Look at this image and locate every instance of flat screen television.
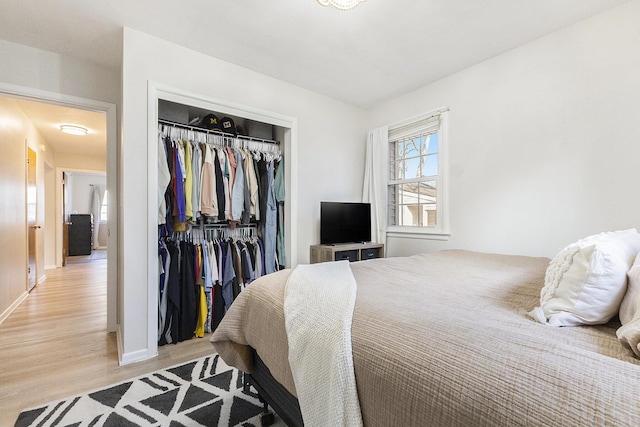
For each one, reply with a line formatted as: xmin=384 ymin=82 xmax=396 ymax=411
xmin=320 ymin=202 xmax=371 ymax=245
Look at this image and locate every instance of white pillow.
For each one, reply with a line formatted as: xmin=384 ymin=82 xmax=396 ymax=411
xmin=529 ymin=229 xmax=640 ymax=326
xmin=617 ymin=252 xmax=640 ymax=357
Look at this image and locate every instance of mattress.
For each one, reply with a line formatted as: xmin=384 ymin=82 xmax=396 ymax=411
xmin=211 ymin=250 xmax=640 ymax=426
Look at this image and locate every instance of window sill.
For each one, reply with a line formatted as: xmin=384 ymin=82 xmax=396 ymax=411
xmin=387 ymin=227 xmax=451 ymax=241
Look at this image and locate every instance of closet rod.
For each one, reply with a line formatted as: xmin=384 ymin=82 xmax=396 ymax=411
xmin=158 ymin=119 xmax=278 ymax=145
xmin=200 ymin=223 xmax=258 ymax=229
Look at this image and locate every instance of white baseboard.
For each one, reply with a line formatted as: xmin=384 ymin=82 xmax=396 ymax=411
xmin=38 ymin=274 xmax=47 ymax=285
xmin=0 ymin=291 xmax=29 ymax=325
xmin=45 ymin=264 xmax=57 ymax=270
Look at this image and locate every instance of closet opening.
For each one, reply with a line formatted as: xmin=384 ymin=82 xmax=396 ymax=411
xmin=147 ymin=88 xmax=297 ymax=355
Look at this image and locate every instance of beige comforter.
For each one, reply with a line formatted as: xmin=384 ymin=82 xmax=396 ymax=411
xmin=211 ymin=250 xmax=640 ymax=426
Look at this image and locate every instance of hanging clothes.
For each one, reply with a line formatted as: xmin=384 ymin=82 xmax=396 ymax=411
xmin=157 ymin=120 xmax=283 ymax=346
xmin=172 ymin=141 xmax=187 ymax=231
xmin=211 ymin=241 xmax=225 ymax=331
xmin=219 ymin=147 xmax=232 ymax=221
xmin=200 ymin=145 xmax=217 ymax=218
xmin=274 ymin=159 xmax=286 ymax=268
xmin=194 ymin=244 xmax=207 ymax=338
xmin=159 ymin=240 xmax=181 ymax=346
xmin=247 ymin=152 xmax=260 ymax=221
xmin=264 ymin=161 xmax=277 ymax=274
xmin=191 ymin=142 xmax=202 ymax=222
xmin=241 ymin=151 xmax=252 ymax=224
xmin=158 ymin=134 xmax=171 ymax=225
xmin=213 ymin=148 xmax=226 ymax=222
xmin=221 ymin=241 xmax=236 ymax=312
xmin=231 ymin=150 xmax=245 ymax=223
xmin=158 ymin=238 xmax=171 ymax=342
xmin=257 ymin=159 xmax=268 ymax=227
xmin=162 ymin=137 xmax=175 ymax=236
xmin=178 ymin=240 xmax=197 ymax=342
xmin=184 ymin=140 xmax=193 ymax=221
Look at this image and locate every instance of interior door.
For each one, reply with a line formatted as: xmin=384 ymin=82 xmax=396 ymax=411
xmin=27 ymin=147 xmax=38 ymax=291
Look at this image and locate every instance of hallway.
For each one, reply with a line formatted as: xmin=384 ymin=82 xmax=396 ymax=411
xmin=0 ymin=259 xmax=214 ymax=425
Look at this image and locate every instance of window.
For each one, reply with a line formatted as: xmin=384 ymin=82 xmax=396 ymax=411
xmin=387 ymin=110 xmax=448 ymax=238
xmin=100 ymin=190 xmax=108 ymax=221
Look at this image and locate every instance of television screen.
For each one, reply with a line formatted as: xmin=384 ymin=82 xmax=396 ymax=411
xmin=320 ymin=202 xmax=371 ymax=245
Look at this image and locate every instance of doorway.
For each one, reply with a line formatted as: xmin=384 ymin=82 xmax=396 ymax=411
xmin=63 ymin=171 xmax=108 ymax=263
xmin=0 ymin=86 xmax=117 ymax=334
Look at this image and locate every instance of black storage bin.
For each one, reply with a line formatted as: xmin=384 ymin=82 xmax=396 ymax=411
xmin=361 ymin=247 xmax=380 ymax=260
xmin=68 ymin=214 xmax=92 ymax=256
xmin=335 ymin=250 xmax=358 ymax=262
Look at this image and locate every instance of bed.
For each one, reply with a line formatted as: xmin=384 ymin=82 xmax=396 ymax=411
xmin=211 ymin=250 xmax=640 ymax=426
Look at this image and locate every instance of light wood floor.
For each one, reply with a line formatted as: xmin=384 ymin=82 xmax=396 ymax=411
xmin=0 ymin=257 xmax=215 ymax=425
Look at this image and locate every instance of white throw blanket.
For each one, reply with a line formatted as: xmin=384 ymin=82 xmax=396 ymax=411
xmin=283 ymin=261 xmax=363 ymax=427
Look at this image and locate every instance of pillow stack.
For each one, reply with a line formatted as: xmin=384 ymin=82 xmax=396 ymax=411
xmin=529 ymin=229 xmax=640 ymax=327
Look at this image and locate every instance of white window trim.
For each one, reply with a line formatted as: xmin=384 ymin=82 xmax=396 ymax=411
xmin=387 ymin=108 xmax=450 ymax=240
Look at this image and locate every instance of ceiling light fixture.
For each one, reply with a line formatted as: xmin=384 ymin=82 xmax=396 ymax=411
xmin=317 ymin=0 xmax=366 ymax=11
xmin=60 ymin=124 xmax=88 ymax=136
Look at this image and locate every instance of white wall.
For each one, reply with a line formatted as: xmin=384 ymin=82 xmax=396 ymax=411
xmin=121 ymin=28 xmax=367 ymax=362
xmin=56 ymin=153 xmax=107 ymax=231
xmin=67 ymin=172 xmax=106 ymax=217
xmin=56 ymin=152 xmax=107 ymax=172
xmin=0 ymin=97 xmax=54 ymax=320
xmin=369 ymin=1 xmax=640 ymax=259
xmin=0 ymin=39 xmax=120 ymax=105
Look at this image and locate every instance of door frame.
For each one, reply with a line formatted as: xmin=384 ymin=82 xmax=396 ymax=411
xmin=26 ymin=146 xmax=38 ymax=291
xmin=0 ymin=81 xmax=118 ymax=334
xmin=56 ymin=168 xmax=107 ymax=261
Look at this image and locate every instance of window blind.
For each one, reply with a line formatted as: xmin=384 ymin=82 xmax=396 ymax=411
xmin=388 ymin=112 xmax=442 ymax=142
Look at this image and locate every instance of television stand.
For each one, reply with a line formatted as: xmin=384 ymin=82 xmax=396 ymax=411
xmin=310 ymin=242 xmax=384 ymax=264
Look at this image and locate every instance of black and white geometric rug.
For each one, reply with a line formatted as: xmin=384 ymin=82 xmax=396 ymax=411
xmin=15 ymin=354 xmax=266 ymax=427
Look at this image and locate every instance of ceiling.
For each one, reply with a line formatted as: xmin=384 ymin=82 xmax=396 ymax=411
xmin=13 ymin=98 xmax=106 ymax=157
xmin=0 ymin=0 xmax=630 ymax=109
xmin=0 ymin=1 xmax=630 ymax=158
